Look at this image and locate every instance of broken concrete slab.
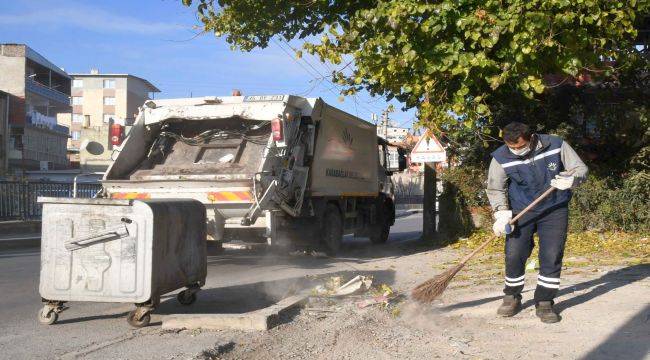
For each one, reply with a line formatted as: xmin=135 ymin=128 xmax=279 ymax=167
xmin=161 ymin=294 xmax=308 ymax=331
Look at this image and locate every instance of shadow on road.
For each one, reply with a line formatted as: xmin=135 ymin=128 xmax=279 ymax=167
xmin=526 ymin=263 xmax=649 ymax=312
xmin=439 ymin=290 xmax=534 ymax=312
xmin=578 ymin=303 xmax=650 ymax=360
xmin=56 ymin=311 xmax=130 ymax=325
xmin=206 ymin=221 xmax=427 ymax=270
xmin=155 ymin=269 xmax=395 ymax=316
xmin=438 ymin=264 xmax=649 ymax=313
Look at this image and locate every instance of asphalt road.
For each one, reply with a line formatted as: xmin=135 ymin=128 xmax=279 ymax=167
xmin=0 ymin=213 xmax=423 ymax=359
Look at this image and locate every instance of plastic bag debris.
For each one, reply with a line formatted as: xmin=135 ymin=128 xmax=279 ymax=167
xmin=335 ymin=275 xmax=373 ymax=296
xmin=219 ymin=154 xmax=235 ymax=163
xmin=289 ymin=250 xmax=329 ymax=258
xmin=355 ymin=284 xmax=396 ymax=309
xmin=311 ymin=275 xmax=372 ymax=297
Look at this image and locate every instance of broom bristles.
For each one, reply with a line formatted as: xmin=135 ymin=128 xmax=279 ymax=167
xmin=411 ymin=187 xmax=555 ymax=303
xmin=411 ymin=262 xmax=465 ymax=303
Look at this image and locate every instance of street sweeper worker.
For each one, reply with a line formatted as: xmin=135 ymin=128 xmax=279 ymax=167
xmin=486 ymin=122 xmax=588 ymax=323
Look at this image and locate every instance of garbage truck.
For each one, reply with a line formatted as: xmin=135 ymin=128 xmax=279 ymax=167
xmin=100 ymin=95 xmax=406 ymax=254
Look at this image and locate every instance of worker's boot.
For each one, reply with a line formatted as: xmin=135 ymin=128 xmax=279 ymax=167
xmin=535 ymin=301 xmax=561 ymax=323
xmin=497 ymin=294 xmax=522 ymax=317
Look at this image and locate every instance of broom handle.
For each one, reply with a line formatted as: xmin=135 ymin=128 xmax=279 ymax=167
xmin=458 ymin=183 xmax=563 ymax=266
xmin=508 ymin=168 xmax=576 ymax=224
xmin=509 ymin=186 xmax=557 ymax=224
xmin=458 ymin=234 xmax=499 ymax=265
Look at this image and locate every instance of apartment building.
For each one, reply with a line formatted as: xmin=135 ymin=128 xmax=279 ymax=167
xmin=0 ymin=44 xmax=71 ymax=173
xmin=57 ymin=69 xmax=159 ymax=171
xmin=376 ymin=118 xmax=410 ymax=144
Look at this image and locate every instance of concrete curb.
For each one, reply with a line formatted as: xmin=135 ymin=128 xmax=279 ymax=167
xmin=395 ymin=209 xmax=422 ymax=219
xmin=0 ymin=235 xmax=41 ymax=251
xmin=0 ymin=220 xmax=41 ymax=235
xmin=161 ymin=294 xmax=308 ymax=331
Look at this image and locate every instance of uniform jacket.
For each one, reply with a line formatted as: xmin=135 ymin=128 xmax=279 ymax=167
xmin=486 ymin=134 xmax=588 ymax=214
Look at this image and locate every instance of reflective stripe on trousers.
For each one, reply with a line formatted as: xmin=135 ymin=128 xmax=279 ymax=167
xmin=503 ymin=205 xmax=568 ymax=302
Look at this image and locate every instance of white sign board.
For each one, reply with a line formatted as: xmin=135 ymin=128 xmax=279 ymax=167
xmin=410 ymin=130 xmax=446 ymax=163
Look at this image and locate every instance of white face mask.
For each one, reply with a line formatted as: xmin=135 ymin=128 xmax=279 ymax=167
xmin=509 ymin=146 xmax=530 ymax=156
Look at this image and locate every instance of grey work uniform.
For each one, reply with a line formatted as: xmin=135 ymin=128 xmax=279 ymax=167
xmin=486 ymin=134 xmax=588 ymax=302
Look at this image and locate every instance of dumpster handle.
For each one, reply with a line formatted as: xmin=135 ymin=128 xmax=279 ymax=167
xmin=65 ymin=220 xmax=131 ymax=251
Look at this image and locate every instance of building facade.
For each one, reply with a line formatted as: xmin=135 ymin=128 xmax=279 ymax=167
xmin=0 ymin=90 xmax=8 ymax=175
xmin=376 ymin=118 xmax=410 ymax=144
xmin=0 ymin=44 xmax=71 ymax=173
xmin=57 ymin=70 xmax=159 ymax=171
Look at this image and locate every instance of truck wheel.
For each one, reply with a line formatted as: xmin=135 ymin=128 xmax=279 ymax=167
xmin=369 ymin=222 xmax=390 ymax=244
xmin=370 ymin=202 xmax=391 ymax=244
xmin=322 ymin=204 xmax=343 ymax=255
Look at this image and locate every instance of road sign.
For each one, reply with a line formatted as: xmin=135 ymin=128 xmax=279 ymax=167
xmin=410 ymin=130 xmax=446 ymax=163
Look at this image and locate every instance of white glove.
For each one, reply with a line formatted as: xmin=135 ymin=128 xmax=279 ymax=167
xmin=550 ymin=171 xmax=575 ymax=190
xmin=493 ymin=210 xmax=513 ymax=236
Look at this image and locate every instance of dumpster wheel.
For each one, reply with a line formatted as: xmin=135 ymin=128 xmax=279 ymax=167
xmin=127 ymin=308 xmax=151 ymax=328
xmin=37 ymin=307 xmax=58 ymax=325
xmin=38 ymin=300 xmax=65 ymax=325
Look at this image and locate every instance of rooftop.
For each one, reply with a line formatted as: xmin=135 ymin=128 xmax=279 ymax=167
xmin=0 ymin=44 xmax=70 ymax=79
xmin=70 ymin=72 xmax=160 ymax=92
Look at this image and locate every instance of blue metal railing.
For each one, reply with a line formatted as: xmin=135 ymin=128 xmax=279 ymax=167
xmin=0 ymin=181 xmax=102 ymax=221
xmin=25 ymin=78 xmax=71 ymax=105
xmin=394 ymin=195 xmax=424 ymax=205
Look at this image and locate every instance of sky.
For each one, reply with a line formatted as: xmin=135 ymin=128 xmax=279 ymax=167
xmin=0 ymin=0 xmax=417 ymax=128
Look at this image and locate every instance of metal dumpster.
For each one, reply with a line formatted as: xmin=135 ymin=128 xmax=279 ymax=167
xmin=37 ymin=197 xmax=207 ymax=327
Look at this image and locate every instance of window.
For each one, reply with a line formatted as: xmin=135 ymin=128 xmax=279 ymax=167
xmin=72 ymin=79 xmax=83 ymax=88
xmin=71 ymin=131 xmax=80 ymax=140
xmin=72 ymin=96 xmax=83 ymax=105
xmin=389 ymin=152 xmax=399 ymax=168
xmin=103 ymin=114 xmax=114 ymax=123
xmin=103 ymin=79 xmax=116 ymax=89
xmin=72 ymin=114 xmax=83 ymax=123
xmin=103 ymin=97 xmax=115 ymax=105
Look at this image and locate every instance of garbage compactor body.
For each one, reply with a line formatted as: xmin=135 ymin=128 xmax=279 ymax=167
xmin=37 ymin=197 xmax=207 ymax=327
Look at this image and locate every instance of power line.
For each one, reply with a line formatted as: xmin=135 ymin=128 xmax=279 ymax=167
xmin=274 ymin=38 xmax=398 ymax=121
xmin=272 ymin=39 xmax=322 ymax=81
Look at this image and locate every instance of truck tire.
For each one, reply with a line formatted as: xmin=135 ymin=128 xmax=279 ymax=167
xmin=321 ymin=203 xmax=343 ymax=255
xmin=369 ymin=222 xmax=390 ymax=244
xmin=369 ymin=201 xmax=391 ymax=244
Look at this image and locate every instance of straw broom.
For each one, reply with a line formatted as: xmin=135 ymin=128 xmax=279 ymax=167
xmin=412 ymin=186 xmax=559 ymax=303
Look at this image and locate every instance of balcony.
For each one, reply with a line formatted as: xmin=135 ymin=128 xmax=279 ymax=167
xmin=25 ymin=78 xmax=70 ymax=106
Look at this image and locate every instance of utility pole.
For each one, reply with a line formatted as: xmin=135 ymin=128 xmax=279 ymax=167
xmin=422 ymin=161 xmax=437 ymax=241
xmin=382 ymin=110 xmax=388 ymax=141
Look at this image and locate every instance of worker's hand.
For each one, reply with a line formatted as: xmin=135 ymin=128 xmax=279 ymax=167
xmin=550 ymin=171 xmax=575 ymax=190
xmin=493 ymin=210 xmax=513 ymax=237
